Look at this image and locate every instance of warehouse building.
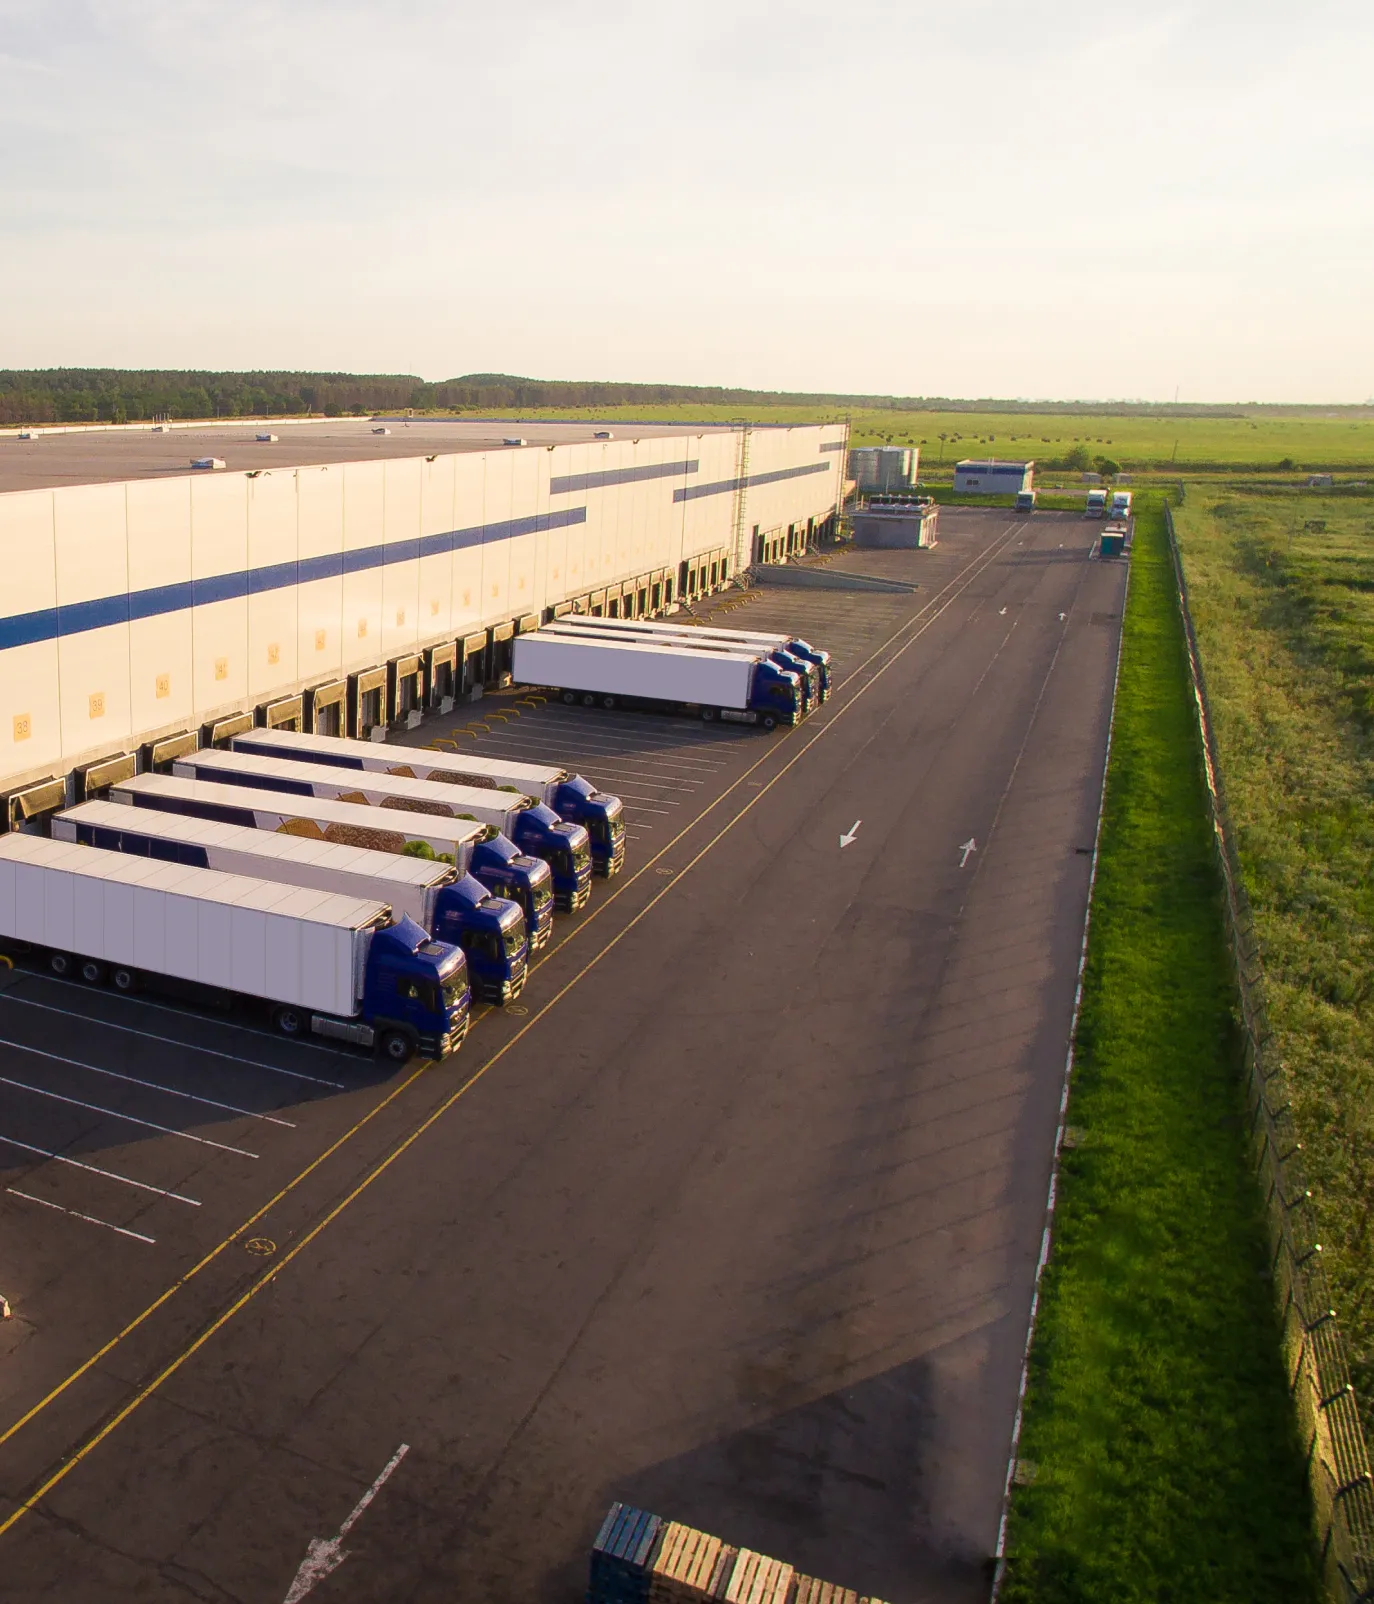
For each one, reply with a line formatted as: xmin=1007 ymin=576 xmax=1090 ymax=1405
xmin=0 ymin=418 xmax=845 ymax=829
xmin=847 ymin=445 xmax=918 ymax=493
xmin=953 ymin=458 xmax=1034 ymax=495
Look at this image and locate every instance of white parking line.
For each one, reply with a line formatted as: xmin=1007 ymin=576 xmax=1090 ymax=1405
xmin=476 ymin=741 xmax=724 ymax=779
xmin=1 ymin=992 xmax=346 ymax=1088
xmin=623 ymin=803 xmax=675 ymax=814
xmin=0 ymin=1134 xmax=200 ymax=1205
xmin=0 ymin=1037 xmax=295 ymax=1128
xmin=0 ymin=1076 xmax=259 ymax=1158
xmin=6 ymin=1187 xmax=156 ymax=1245
xmin=474 ymin=727 xmax=729 ymax=766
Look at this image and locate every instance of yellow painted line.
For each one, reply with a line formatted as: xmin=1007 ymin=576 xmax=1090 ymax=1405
xmin=0 ymin=956 xmax=12 ymax=970
xmin=0 ymin=1062 xmax=429 ymax=1457
xmin=0 ymin=522 xmax=1025 ymax=1532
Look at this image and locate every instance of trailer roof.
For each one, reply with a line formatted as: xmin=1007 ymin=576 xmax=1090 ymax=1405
xmin=0 ymin=830 xmax=388 ymax=929
xmin=178 ymin=748 xmax=535 ymax=810
xmin=0 ymin=418 xmax=740 ymax=496
xmin=59 ymin=800 xmax=455 ymax=888
xmin=238 ymin=727 xmax=569 ymax=789
xmin=536 ymin=622 xmax=769 ymax=663
xmin=114 ymin=772 xmax=489 ymax=844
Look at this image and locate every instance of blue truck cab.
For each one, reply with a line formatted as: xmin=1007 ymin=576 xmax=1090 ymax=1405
xmin=468 ymin=831 xmax=555 ymax=948
xmin=769 ymin=649 xmax=819 ymax=716
xmin=361 ymin=916 xmax=470 ymax=1064
xmin=511 ymin=804 xmax=592 ymax=911
xmin=430 ymin=874 xmax=528 ymax=1004
xmin=749 ymin=661 xmax=803 ymax=726
xmin=552 ymin=776 xmax=625 ymax=878
xmin=783 ymin=638 xmax=831 ymax=701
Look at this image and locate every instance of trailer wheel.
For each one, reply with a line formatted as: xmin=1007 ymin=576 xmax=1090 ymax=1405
xmin=700 ymin=707 xmax=718 ymax=723
xmin=111 ymin=966 xmax=138 ymax=994
xmin=761 ymin=713 xmax=778 ymax=731
xmin=79 ymin=959 xmax=107 ymax=986
xmin=379 ymin=1030 xmax=414 ymax=1066
xmin=560 ymin=690 xmax=576 ymax=705
xmin=49 ymin=951 xmax=74 ymax=978
xmin=274 ymin=1004 xmax=306 ymax=1038
xmin=602 ymin=695 xmax=616 ymax=710
xmin=581 ymin=693 xmax=596 ymax=707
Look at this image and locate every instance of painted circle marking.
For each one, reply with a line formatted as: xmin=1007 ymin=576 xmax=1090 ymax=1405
xmin=244 ymin=1237 xmax=276 ymax=1257
xmin=507 ymin=1004 xmax=528 ymax=1016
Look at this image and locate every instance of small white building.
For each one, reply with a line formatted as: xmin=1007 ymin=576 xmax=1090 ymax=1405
xmin=954 ymin=458 xmax=1034 ymax=495
xmin=851 ymin=499 xmax=938 ymax=549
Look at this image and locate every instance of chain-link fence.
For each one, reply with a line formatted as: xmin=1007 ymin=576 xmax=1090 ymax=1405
xmin=1165 ymin=502 xmax=1374 ymax=1601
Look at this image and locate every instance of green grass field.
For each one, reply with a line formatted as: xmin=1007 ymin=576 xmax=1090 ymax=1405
xmin=458 ymin=403 xmax=1374 ymax=473
xmin=1000 ymin=496 xmax=1321 ymax=1603
xmin=1174 ymin=488 xmax=1374 ymax=1437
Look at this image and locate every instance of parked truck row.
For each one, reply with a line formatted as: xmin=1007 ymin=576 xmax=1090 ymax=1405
xmin=0 ymin=726 xmax=633 ymax=1064
xmin=511 ymin=616 xmax=833 ymax=730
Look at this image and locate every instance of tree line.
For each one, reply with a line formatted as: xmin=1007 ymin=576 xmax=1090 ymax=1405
xmin=0 ymin=368 xmax=1293 ymax=428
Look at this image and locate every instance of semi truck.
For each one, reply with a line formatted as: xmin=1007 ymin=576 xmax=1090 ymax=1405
xmin=0 ymin=833 xmax=469 ymax=1063
xmin=169 ymin=747 xmax=592 ymax=912
xmin=108 ymin=772 xmax=556 ymax=950
xmin=513 ymin=628 xmax=803 ymax=729
xmin=549 ymin=616 xmax=832 ymax=703
xmin=228 ymin=726 xmax=625 ymax=879
xmin=1015 ymin=489 xmax=1037 ymax=513
xmin=539 ymin=619 xmax=819 ymax=718
xmin=1085 ymin=489 xmax=1108 ymax=517
xmin=53 ymin=800 xmax=529 ymax=1005
xmin=1109 ymin=489 xmax=1133 ymax=519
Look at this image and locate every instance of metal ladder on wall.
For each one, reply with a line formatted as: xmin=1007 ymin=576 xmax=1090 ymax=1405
xmin=730 ymin=422 xmax=752 ymax=575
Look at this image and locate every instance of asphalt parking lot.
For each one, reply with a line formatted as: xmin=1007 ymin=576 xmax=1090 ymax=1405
xmin=0 ymin=508 xmax=1128 ymax=1603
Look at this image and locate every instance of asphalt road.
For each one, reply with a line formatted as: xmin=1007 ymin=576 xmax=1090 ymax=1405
xmin=0 ymin=509 xmax=1127 ymax=1604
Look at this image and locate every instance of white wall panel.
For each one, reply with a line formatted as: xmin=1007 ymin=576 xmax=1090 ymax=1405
xmin=382 ymin=458 xmax=422 ymax=658
xmin=190 ymin=475 xmax=249 ymax=715
xmin=418 ymin=456 xmax=456 ymax=639
xmin=296 ymin=467 xmax=344 ymax=682
xmin=451 ymin=456 xmax=485 ymax=634
xmin=247 ymin=471 xmax=300 ymax=699
xmin=479 ymin=454 xmax=513 ymax=626
xmin=0 ymin=491 xmax=62 ymax=775
xmin=54 ymin=484 xmax=131 ymax=757
xmin=341 ymin=462 xmax=384 ymax=671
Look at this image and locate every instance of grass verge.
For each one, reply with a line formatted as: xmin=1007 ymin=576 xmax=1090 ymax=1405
xmin=999 ymin=496 xmax=1321 ymax=1603
xmin=1174 ymin=489 xmax=1374 ymax=1432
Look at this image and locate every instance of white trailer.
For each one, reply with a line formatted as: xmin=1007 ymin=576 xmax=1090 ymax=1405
xmin=0 ymin=833 xmax=470 ymax=1061
xmin=227 ymin=725 xmax=626 ymax=878
xmin=512 ymin=629 xmax=802 ymax=728
xmin=171 ymin=748 xmax=531 ymax=834
xmin=53 ymin=800 xmax=529 ymax=1005
xmin=1085 ymin=489 xmax=1108 ymax=517
xmin=1109 ymin=489 xmax=1133 ymax=518
xmin=107 ymin=773 xmax=558 ymax=949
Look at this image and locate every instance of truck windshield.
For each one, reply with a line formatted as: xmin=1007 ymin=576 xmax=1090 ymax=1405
xmin=503 ymin=929 xmax=526 ymax=959
xmin=573 ymin=843 xmax=590 ymax=873
xmin=441 ymin=972 xmax=467 ymax=1009
xmin=533 ymin=881 xmax=553 ymax=913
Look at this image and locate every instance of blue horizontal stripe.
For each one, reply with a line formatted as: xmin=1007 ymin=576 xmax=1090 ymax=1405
xmin=549 ymin=460 xmax=699 ymax=496
xmin=672 ymin=460 xmax=831 ymax=503
xmin=0 ymin=506 xmax=587 ymax=651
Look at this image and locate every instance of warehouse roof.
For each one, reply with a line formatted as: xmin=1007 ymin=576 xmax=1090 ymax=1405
xmin=0 ymin=417 xmax=741 ymax=496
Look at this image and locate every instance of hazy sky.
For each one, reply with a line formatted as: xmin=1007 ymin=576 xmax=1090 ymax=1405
xmin=1 ymin=1 xmax=1370 ymax=402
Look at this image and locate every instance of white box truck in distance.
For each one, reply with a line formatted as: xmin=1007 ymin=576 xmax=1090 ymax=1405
xmin=0 ymin=834 xmax=470 ymax=1063
xmin=1086 ymin=489 xmax=1108 ymax=517
xmin=1110 ymin=489 xmax=1133 ymax=519
xmin=513 ymin=630 xmax=803 ymax=728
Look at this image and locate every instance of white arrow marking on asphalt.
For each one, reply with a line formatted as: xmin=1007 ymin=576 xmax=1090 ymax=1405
xmin=283 ymin=1443 xmax=410 ymax=1603
xmin=1059 ymin=612 xmax=1066 ymax=621
xmin=840 ymin=820 xmax=861 ymax=848
xmin=999 ymin=606 xmax=1007 ymax=615
xmin=959 ymin=838 xmax=977 ymax=868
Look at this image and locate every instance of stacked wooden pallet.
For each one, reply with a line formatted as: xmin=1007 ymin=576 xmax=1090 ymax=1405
xmin=587 ymin=1504 xmax=890 ymax=1604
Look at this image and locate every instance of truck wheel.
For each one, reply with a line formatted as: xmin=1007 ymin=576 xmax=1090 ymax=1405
xmin=274 ymin=1004 xmax=306 ymax=1038
xmin=561 ymin=690 xmax=576 ymax=705
xmin=602 ymin=695 xmax=616 ymax=710
xmin=761 ymin=712 xmax=778 ymax=730
xmin=581 ymin=693 xmax=596 ymax=707
xmin=111 ymin=966 xmax=138 ymax=994
xmin=379 ymin=1030 xmax=414 ymax=1066
xmin=79 ymin=958 xmax=107 ymax=986
xmin=700 ymin=707 xmax=718 ymax=723
xmin=48 ymin=951 xmax=74 ymax=978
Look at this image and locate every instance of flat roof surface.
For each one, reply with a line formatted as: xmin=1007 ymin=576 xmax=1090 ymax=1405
xmin=0 ymin=418 xmax=740 ymax=496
